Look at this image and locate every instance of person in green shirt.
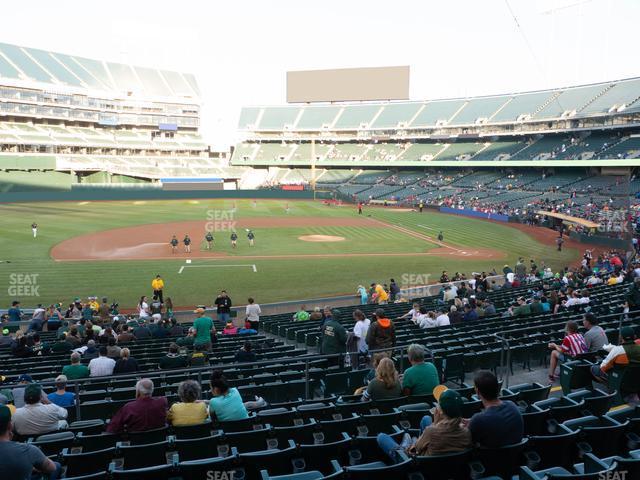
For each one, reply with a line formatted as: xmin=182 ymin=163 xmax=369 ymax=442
xmin=529 ymin=297 xmax=544 ymax=314
xmin=192 ymin=308 xmax=215 ymax=350
xmin=402 ymin=344 xmax=439 ymax=396
xmin=320 ymin=309 xmax=347 ymax=365
xmin=62 ymin=352 xmax=90 ymax=380
xmin=293 ymin=305 xmax=310 ymax=322
xmin=158 ymin=343 xmax=188 ymax=369
xmin=511 ymin=297 xmax=531 ymax=317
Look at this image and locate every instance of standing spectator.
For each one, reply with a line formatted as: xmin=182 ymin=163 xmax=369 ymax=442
xmin=0 ymin=405 xmax=61 ymax=480
xmin=245 ymin=298 xmax=261 ymax=330
xmin=193 ymin=308 xmax=215 ymax=351
xmin=547 ymin=320 xmax=587 ymax=382
xmin=467 ymin=370 xmax=523 ymax=448
xmin=150 ymin=296 xmax=163 ymax=322
xmin=107 ymin=379 xmax=167 ymax=434
xmin=208 ymin=371 xmax=248 ymax=422
xmin=47 ymin=376 xmax=75 ymax=408
xmin=137 ymin=296 xmax=150 ymax=319
xmin=8 ymin=301 xmax=23 ymax=323
xmin=12 ymin=384 xmax=68 ymax=436
xmin=401 ymin=344 xmax=439 ymax=396
xmin=214 ymin=290 xmax=232 ymax=324
xmin=167 ymin=380 xmax=208 ymax=427
xmin=88 ymin=346 xmax=116 ymax=377
xmin=235 ymin=342 xmax=256 ymax=363
xmin=389 ymin=279 xmax=400 ymax=303
xmin=583 ymin=313 xmax=607 ymax=353
xmin=321 ymin=309 xmax=347 ymax=365
xmin=28 ymin=305 xmax=47 ymax=332
xmin=352 ymin=310 xmax=370 ymax=354
xmin=165 ymin=297 xmax=174 ymax=319
xmin=357 ymin=285 xmax=368 ymax=305
xmin=366 ymin=309 xmax=396 ymax=353
xmin=114 ymin=348 xmax=139 ymax=375
xmin=62 ymin=352 xmax=90 ymax=380
xmin=98 ymin=298 xmax=110 ymax=324
xmin=362 ymin=357 xmax=402 ymax=401
xmin=151 ymin=275 xmax=164 ymax=303
xmin=158 ymin=343 xmax=188 ymax=370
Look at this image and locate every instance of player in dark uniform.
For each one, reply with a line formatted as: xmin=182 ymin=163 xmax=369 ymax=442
xmin=358 ymin=203 xmax=363 ymax=215
xmin=205 ymin=231 xmax=214 ymax=250
xmin=437 ymin=231 xmax=444 ymax=242
xmin=183 ymin=234 xmax=192 ymax=253
xmin=247 ymin=230 xmax=255 ymax=246
xmin=170 ymin=235 xmax=179 ymax=253
xmin=230 ymin=231 xmax=238 ymax=249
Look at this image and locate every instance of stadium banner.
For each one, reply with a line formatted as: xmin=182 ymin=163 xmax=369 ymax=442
xmin=282 ymin=185 xmax=304 ymax=191
xmin=158 ymin=123 xmax=178 ymax=131
xmin=440 ymin=206 xmax=510 ymax=222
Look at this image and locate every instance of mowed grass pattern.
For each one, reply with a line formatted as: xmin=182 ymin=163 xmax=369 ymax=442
xmin=0 ymin=199 xmax=580 ymax=308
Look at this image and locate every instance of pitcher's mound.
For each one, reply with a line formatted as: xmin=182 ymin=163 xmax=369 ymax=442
xmin=299 ymin=235 xmax=345 ymax=242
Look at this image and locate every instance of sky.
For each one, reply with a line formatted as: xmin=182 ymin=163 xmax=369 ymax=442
xmin=2 ymin=0 xmax=639 ymax=149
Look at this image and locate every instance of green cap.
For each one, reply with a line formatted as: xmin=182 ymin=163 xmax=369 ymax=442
xmin=1 ymin=329 xmax=8 ymax=335
xmin=438 ymin=389 xmax=464 ymax=418
xmin=620 ymin=326 xmax=636 ymax=341
xmin=23 ymin=383 xmax=42 ymax=404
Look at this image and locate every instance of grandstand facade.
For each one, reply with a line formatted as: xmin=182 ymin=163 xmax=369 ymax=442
xmin=0 ymin=42 xmax=242 ymax=191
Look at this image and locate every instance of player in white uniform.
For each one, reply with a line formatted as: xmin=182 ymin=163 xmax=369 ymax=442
xmin=31 ymin=222 xmax=38 ymax=238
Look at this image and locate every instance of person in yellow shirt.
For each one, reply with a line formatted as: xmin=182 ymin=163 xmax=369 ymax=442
xmin=167 ymin=380 xmax=208 ymax=426
xmin=151 ymin=275 xmax=165 ymax=303
xmin=372 ymin=283 xmax=389 ymax=304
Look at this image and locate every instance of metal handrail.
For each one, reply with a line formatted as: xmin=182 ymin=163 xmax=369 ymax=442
xmin=493 ymin=333 xmax=511 ymax=388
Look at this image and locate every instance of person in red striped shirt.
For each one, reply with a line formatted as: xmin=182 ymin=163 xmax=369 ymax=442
xmin=547 ymin=320 xmax=587 ymax=383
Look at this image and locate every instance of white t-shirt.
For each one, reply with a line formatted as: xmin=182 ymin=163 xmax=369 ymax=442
xmin=245 ymin=304 xmax=262 ymax=322
xmin=418 ymin=315 xmax=437 ymax=329
xmin=436 ymin=314 xmax=450 ymax=326
xmin=138 ymin=302 xmax=149 ymax=318
xmin=353 ymin=319 xmax=370 ymax=352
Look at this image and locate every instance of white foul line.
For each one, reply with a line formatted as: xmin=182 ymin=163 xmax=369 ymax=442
xmin=417 ymin=224 xmax=436 ymax=230
xmin=178 ymin=264 xmax=257 ymax=274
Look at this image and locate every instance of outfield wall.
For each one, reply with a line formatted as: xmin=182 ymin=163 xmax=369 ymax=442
xmin=439 ymin=206 xmax=510 ymax=223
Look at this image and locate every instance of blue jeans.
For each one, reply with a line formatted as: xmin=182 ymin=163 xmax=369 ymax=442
xmin=33 ymin=461 xmax=61 ymax=479
xmin=377 ymin=415 xmax=432 ymax=459
xmin=218 ymin=313 xmax=230 ymax=323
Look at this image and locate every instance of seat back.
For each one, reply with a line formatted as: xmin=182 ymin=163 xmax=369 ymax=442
xmin=528 ymin=424 xmax=580 ymax=469
xmin=30 ymin=431 xmax=75 ymax=456
xmin=477 ymin=438 xmax=529 ymax=479
xmin=413 ymin=449 xmax=473 ymax=480
xmin=178 ymin=454 xmax=239 ymax=480
xmin=172 ymin=421 xmax=213 ymax=439
xmin=62 ymin=447 xmax=116 ymax=477
xmin=126 ymin=426 xmax=169 ymax=445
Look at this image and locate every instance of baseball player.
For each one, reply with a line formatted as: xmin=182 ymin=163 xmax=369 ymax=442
xmin=438 ymin=231 xmax=444 ymax=242
xmin=205 ymin=231 xmax=214 ymax=250
xmin=247 ymin=229 xmax=255 ymax=246
xmin=230 ymin=231 xmax=238 ymax=249
xmin=170 ymin=235 xmax=179 ymax=253
xmin=183 ymin=234 xmax=192 ymax=253
xmin=31 ymin=222 xmax=38 ymax=238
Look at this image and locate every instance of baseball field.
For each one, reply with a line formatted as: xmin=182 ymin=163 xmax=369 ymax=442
xmin=0 ymin=198 xmax=586 ymax=308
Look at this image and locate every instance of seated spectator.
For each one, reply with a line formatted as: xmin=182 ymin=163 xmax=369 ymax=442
xmin=169 ymin=319 xmax=184 ymax=336
xmin=0 ymin=405 xmax=61 ymax=480
xmin=11 ymin=375 xmax=33 ymax=409
xmin=0 ymin=328 xmax=13 ymax=348
xmin=548 ymin=320 xmax=587 ymax=382
xmin=377 ymin=387 xmax=471 ymax=458
xmin=362 ymin=357 xmax=402 ymax=401
xmin=448 ymin=305 xmax=463 ymax=324
xmin=117 ymin=325 xmax=135 ymax=343
xmin=113 ymin=348 xmax=139 ymax=375
xmin=11 ymin=336 xmax=33 ymax=358
xmin=591 ymin=326 xmax=640 ymax=393
xmin=209 ymin=370 xmax=248 ymax=422
xmin=106 ymin=337 xmax=121 ymax=359
xmin=483 ymin=300 xmax=496 ymax=316
xmin=167 ymin=380 xmax=208 ymax=427
xmin=65 ymin=327 xmax=82 ymax=348
xmin=106 ymin=379 xmax=167 ymax=434
xmin=583 ymin=313 xmax=607 ymax=353
xmin=309 ymin=307 xmax=323 ymax=322
xmin=293 ymin=305 xmax=310 ymax=322
xmin=398 ymin=302 xmax=421 ymax=323
xmin=463 ymin=304 xmax=478 ymax=322
xmin=132 ymin=320 xmax=151 ymax=340
xmin=159 ymin=343 xmax=188 ymax=369
xmin=402 ymin=344 xmax=439 ymax=396
xmin=189 ymin=342 xmax=209 ymax=367
xmin=150 ymin=319 xmax=170 ymax=339
xmin=83 ymin=340 xmax=99 ymax=360
xmin=176 ymin=328 xmax=196 ymax=347
xmin=222 ymin=322 xmax=238 ymax=335
xmin=88 ymin=346 xmax=116 ymax=377
xmin=47 ymin=375 xmax=75 ymax=408
xmin=62 ymin=352 xmax=89 ymax=380
xmin=235 ymin=342 xmax=256 ymax=363
xmin=12 ymin=384 xmax=68 ymax=436
xmin=467 ymin=370 xmax=523 ymax=448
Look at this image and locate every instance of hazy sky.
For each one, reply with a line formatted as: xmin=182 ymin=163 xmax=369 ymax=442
xmin=2 ymin=0 xmax=638 ymax=148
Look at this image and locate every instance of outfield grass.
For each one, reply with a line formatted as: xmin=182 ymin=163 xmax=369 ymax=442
xmin=0 ymin=199 xmax=581 ymax=308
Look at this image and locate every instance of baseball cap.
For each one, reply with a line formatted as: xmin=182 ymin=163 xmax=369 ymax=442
xmin=434 ymin=387 xmax=464 ymax=418
xmin=2 ymin=329 xmax=8 ymax=335
xmin=23 ymin=383 xmax=42 ymax=403
xmin=55 ymin=375 xmax=68 ymax=383
xmin=620 ymin=326 xmax=636 ymax=341
xmin=194 ymin=307 xmax=205 ymax=314
xmin=17 ymin=374 xmax=32 ymax=383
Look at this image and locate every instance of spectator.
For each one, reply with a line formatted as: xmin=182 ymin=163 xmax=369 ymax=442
xmin=463 ymin=304 xmax=478 ymax=322
xmin=107 ymin=379 xmax=167 ymax=434
xmin=0 ymin=328 xmax=13 ymax=347
xmin=309 ymin=307 xmax=323 ymax=321
xmin=62 ymin=352 xmax=90 ymax=380
xmin=133 ymin=319 xmax=151 ymax=340
xmin=65 ymin=327 xmax=81 ymax=348
xmin=402 ymin=344 xmax=439 ymax=396
xmin=208 ymin=370 xmax=248 ymax=422
xmin=245 ymin=297 xmax=261 ymax=330
xmin=88 ymin=346 xmax=116 ymax=377
xmin=176 ymin=327 xmax=196 ymax=347
xmin=293 ymin=305 xmax=310 ymax=322
xmin=362 ymin=357 xmax=402 ymax=401
xmin=222 ymin=322 xmax=238 ymax=335
xmin=449 ymin=305 xmax=463 ymax=324
xmin=214 ymin=290 xmax=232 ymax=323
xmin=98 ymin=297 xmax=111 ymax=324
xmin=377 ymin=388 xmax=471 ymax=458
xmin=83 ymin=339 xmax=99 ymax=360
xmin=548 ymin=320 xmax=587 ymax=382
xmin=47 ymin=375 xmax=75 ymax=408
xmin=167 ymin=380 xmax=208 ymax=427
xmin=235 ymin=342 xmax=256 ymax=363
xmin=435 ymin=308 xmax=450 ymax=327
xmin=169 ymin=319 xmax=184 ymax=336
xmin=0 ymin=405 xmax=61 ymax=479
xmin=321 ymin=308 xmax=347 ymax=364
xmin=189 ymin=343 xmax=209 ymax=367
xmin=117 ymin=325 xmax=135 ymax=343
xmin=11 ymin=336 xmax=33 ymax=358
xmin=106 ymin=337 xmax=121 ymax=359
xmin=159 ymin=343 xmax=188 ymax=370
xmin=366 ymin=308 xmax=396 ymax=353
xmin=352 ymin=309 xmax=370 ymax=354
xmin=8 ymin=301 xmax=23 ymax=323
xmin=12 ymin=384 xmax=68 ymax=436
xmin=398 ymin=302 xmax=421 ymax=323
xmin=583 ymin=313 xmax=607 ymax=353
xmin=114 ymin=348 xmax=139 ymax=375
xmin=150 ymin=319 xmax=169 ymax=339
xmin=11 ymin=375 xmax=34 ymax=409
xmin=467 ymin=370 xmax=523 ymax=448
xmin=28 ymin=304 xmax=47 ymax=332
xmin=591 ymin=326 xmax=640 ymax=389
xmin=193 ymin=307 xmax=215 ymax=351
xmin=137 ymin=296 xmax=150 ymax=319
